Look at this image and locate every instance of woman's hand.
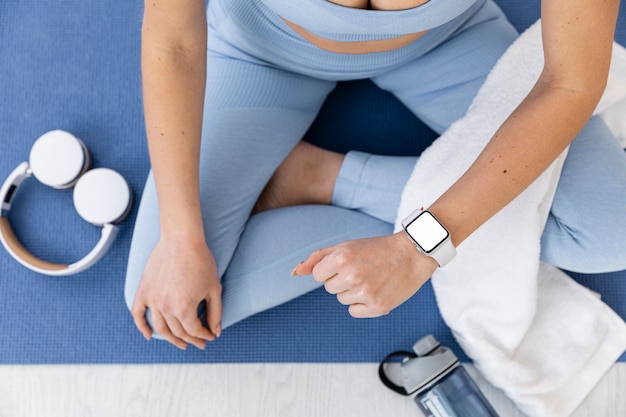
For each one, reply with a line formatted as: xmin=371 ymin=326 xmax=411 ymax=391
xmin=292 ymin=232 xmax=438 ymax=317
xmin=131 ymin=238 xmax=222 ymax=350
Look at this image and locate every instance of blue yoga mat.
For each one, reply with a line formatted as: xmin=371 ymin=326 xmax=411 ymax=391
xmin=0 ymin=0 xmax=625 ymax=364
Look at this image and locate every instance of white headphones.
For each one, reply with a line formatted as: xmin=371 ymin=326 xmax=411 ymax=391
xmin=0 ymin=130 xmax=132 ymax=276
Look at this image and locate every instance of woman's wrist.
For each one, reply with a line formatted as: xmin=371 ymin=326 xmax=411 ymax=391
xmin=159 ymin=210 xmax=206 ymax=243
xmin=393 ymin=231 xmax=439 ymax=272
xmin=161 ymin=223 xmax=206 ymax=241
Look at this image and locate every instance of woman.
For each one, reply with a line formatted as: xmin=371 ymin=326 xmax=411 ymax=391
xmin=125 ymin=0 xmax=625 ymax=350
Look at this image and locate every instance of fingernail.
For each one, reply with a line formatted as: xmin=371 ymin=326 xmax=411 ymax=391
xmin=291 ymin=261 xmax=304 ymax=276
xmin=215 ymin=323 xmax=222 ymax=338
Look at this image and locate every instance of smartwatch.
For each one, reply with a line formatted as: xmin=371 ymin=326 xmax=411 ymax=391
xmin=401 ymin=209 xmax=456 ymax=267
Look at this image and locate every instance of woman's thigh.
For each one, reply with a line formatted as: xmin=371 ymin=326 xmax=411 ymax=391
xmin=198 ymin=56 xmax=336 ymax=275
xmin=125 ymin=53 xmax=335 ymax=310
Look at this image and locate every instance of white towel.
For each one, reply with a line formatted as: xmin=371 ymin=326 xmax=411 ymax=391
xmin=394 ymin=21 xmax=626 ymax=417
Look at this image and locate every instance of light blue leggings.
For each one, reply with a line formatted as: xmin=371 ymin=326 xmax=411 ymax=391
xmin=125 ymin=0 xmax=626 ymax=330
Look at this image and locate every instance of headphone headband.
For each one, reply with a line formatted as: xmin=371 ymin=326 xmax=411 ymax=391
xmin=1 ymin=162 xmax=30 ymax=214
xmin=0 ymin=216 xmax=69 ymax=272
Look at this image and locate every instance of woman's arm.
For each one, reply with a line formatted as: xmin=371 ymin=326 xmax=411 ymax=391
xmin=294 ymin=0 xmax=620 ymax=317
xmin=430 ymin=0 xmax=620 ymax=247
xmin=142 ymin=0 xmax=207 ymax=241
xmin=130 ymin=0 xmax=222 ymax=349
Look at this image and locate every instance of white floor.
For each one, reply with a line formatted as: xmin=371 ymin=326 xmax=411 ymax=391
xmin=0 ymin=362 xmax=624 ymax=417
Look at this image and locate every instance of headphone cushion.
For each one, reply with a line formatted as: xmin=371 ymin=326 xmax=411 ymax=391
xmin=73 ymin=168 xmax=132 ymax=225
xmin=29 ymin=130 xmax=88 ymax=188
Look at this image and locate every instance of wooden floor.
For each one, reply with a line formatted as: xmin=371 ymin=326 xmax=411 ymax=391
xmin=0 ymin=363 xmax=624 ymax=416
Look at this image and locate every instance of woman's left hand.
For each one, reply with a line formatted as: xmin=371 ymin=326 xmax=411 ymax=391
xmin=291 ymin=232 xmax=438 ymax=317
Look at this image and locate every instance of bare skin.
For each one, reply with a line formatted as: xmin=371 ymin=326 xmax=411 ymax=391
xmin=283 ymin=20 xmax=427 ymax=55
xmin=284 ymin=0 xmax=432 ymax=55
xmin=253 ymin=141 xmax=344 ymax=213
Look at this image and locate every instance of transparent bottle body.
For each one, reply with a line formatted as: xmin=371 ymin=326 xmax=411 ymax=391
xmin=415 ymin=366 xmax=499 ymax=417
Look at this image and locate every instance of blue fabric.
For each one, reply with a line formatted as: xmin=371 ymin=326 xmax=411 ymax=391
xmin=212 ymin=0 xmax=489 ymax=80
xmin=0 ymin=0 xmax=625 ymax=364
xmin=259 ymin=0 xmax=478 ymax=38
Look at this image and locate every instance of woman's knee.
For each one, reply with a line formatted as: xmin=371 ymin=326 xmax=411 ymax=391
xmin=541 ymin=117 xmax=626 ymax=273
xmin=541 ymin=210 xmax=626 ymax=273
xmin=124 ymin=266 xmax=140 ymax=312
xmin=123 ymin=174 xmax=161 ymax=312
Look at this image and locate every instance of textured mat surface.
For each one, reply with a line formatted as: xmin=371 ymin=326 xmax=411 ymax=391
xmin=0 ymin=0 xmax=625 ymax=364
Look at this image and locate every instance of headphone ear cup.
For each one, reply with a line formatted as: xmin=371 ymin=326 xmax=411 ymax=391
xmin=29 ymin=130 xmax=90 ymax=189
xmin=73 ymin=168 xmax=132 ymax=226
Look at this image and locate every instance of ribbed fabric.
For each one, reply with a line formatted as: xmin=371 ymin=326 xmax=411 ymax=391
xmin=208 ymin=0 xmax=488 ymax=80
xmin=333 ymin=151 xmax=417 ymax=224
xmin=260 ymin=0 xmax=478 ymax=37
xmin=202 ymin=58 xmax=335 ymax=111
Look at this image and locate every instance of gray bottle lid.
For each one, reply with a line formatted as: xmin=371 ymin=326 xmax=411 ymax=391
xmin=400 ymin=335 xmax=460 ymax=394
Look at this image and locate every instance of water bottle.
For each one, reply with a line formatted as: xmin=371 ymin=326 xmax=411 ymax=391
xmin=379 ymin=335 xmax=499 ymax=417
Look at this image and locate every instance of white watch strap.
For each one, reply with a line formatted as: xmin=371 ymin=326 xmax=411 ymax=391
xmin=430 ymin=238 xmax=457 ymax=267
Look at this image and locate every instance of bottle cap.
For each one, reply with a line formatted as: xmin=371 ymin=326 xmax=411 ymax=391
xmin=400 ymin=335 xmax=459 ymax=394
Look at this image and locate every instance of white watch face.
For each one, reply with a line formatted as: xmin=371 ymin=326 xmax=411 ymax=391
xmin=406 ymin=211 xmax=449 ymax=253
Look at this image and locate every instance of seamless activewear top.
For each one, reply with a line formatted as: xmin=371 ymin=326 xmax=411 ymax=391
xmin=260 ymin=0 xmax=478 ymax=41
xmin=213 ymin=0 xmax=488 ymax=77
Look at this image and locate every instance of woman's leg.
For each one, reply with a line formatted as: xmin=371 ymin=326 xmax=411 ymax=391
xmin=332 ymin=151 xmax=417 ymax=224
xmin=219 ymin=205 xmax=392 ymax=328
xmin=125 ymin=52 xmax=337 ymax=321
xmin=540 ymin=117 xmax=626 ymax=273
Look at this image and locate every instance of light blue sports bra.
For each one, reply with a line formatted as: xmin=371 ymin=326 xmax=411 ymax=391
xmin=260 ymin=0 xmax=478 ymax=39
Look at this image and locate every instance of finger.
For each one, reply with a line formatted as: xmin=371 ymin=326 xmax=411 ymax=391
xmin=168 ymin=315 xmax=209 ymax=350
xmin=348 ymin=303 xmax=374 ymax=319
xmin=177 ymin=300 xmax=216 ymax=343
xmin=205 ymin=291 xmax=223 ymax=338
xmin=335 ymin=290 xmax=361 ymax=306
xmin=130 ymin=299 xmax=153 ymax=341
xmin=323 ymin=274 xmax=349 ymax=295
xmin=291 ymin=246 xmax=335 ymax=277
xmin=151 ymin=311 xmax=187 ymax=350
xmin=182 ymin=313 xmax=216 ymax=343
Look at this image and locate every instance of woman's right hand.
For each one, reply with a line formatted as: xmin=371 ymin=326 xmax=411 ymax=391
xmin=130 ymin=237 xmax=222 ymax=350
